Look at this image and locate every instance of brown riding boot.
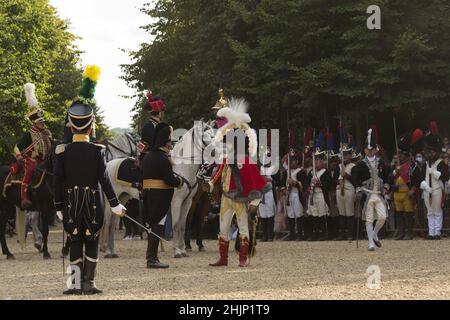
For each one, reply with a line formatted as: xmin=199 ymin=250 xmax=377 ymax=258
xmin=20 ymin=183 xmax=32 ymax=209
xmin=238 ymin=236 xmax=249 ymax=267
xmin=209 ymin=237 xmax=229 ymax=266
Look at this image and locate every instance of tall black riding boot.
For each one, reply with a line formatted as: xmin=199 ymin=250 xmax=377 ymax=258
xmin=63 ymin=261 xmax=83 ymax=295
xmin=147 ymin=224 xmax=169 ymax=268
xmin=346 ymin=216 xmax=355 ymax=240
xmin=394 ymin=212 xmax=405 ymax=240
xmin=287 ymin=218 xmax=296 ymax=241
xmin=268 ymin=216 xmax=275 ymax=241
xmin=82 ymin=259 xmax=102 ymax=295
xmin=261 ymin=218 xmax=269 ymax=241
xmin=403 ymin=214 xmax=414 ymax=240
xmin=317 ymin=217 xmax=328 ymax=241
xmin=296 ymin=217 xmax=306 ymax=240
xmin=335 ymin=216 xmax=346 ymax=240
xmin=305 ymin=216 xmax=314 ymax=241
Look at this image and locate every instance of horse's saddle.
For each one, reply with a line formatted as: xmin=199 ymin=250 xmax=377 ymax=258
xmin=115 ymin=158 xmax=141 ymax=186
xmin=2 ymin=164 xmax=46 ymax=197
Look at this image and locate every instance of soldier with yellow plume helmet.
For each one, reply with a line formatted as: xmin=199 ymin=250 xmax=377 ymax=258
xmin=54 ymin=65 xmax=126 ymax=295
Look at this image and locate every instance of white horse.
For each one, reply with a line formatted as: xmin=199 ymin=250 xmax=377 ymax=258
xmin=100 ymin=132 xmax=141 ymax=258
xmin=105 ymin=131 xmax=140 ymax=162
xmin=170 ymin=121 xmax=216 ymax=258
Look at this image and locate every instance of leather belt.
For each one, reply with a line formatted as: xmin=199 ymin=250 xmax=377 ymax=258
xmin=143 ymin=179 xmax=173 ymax=190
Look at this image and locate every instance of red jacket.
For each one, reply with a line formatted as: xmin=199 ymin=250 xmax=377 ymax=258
xmin=211 ymin=156 xmax=269 ymax=202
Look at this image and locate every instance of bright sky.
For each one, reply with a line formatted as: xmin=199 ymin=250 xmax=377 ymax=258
xmin=50 ymin=0 xmax=152 ymax=129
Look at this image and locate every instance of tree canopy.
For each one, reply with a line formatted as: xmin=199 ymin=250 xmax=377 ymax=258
xmin=0 ymin=0 xmax=110 ymax=163
xmin=123 ymin=0 xmax=450 ymax=148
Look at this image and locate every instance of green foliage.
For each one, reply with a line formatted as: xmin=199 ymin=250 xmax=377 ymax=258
xmin=0 ymin=0 xmax=111 ymax=163
xmin=123 ymin=0 xmax=450 ymax=145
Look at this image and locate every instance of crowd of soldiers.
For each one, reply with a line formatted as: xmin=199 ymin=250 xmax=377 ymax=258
xmin=258 ymin=124 xmax=450 ymax=251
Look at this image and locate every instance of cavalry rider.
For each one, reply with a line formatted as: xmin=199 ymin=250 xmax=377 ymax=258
xmin=391 ymin=134 xmax=414 ymax=240
xmin=207 ymin=98 xmax=270 ymax=267
xmin=14 ymin=83 xmax=52 ymax=209
xmin=418 ymin=122 xmax=450 ymax=240
xmin=352 ymin=127 xmax=390 ymax=251
xmin=142 ymin=122 xmax=184 ymax=269
xmin=54 ymin=66 xmax=126 ymax=295
xmin=138 ymin=90 xmax=166 ymax=162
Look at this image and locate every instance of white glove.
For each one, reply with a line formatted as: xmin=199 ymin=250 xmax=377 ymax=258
xmin=420 ymin=181 xmax=432 ymax=193
xmin=431 ymin=169 xmax=441 ymax=180
xmin=56 ymin=211 xmax=63 ymax=221
xmin=111 ymin=204 xmax=126 ymax=217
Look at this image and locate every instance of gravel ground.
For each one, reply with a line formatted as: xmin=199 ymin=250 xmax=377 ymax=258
xmin=1 ymin=229 xmax=450 ymax=300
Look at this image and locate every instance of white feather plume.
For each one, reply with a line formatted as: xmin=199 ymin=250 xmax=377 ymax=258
xmin=217 ymin=97 xmax=251 ymax=128
xmin=367 ymin=128 xmax=372 ymax=148
xmin=214 ymin=97 xmax=258 ymax=157
xmin=24 ymin=83 xmax=39 ymax=108
xmin=243 ymin=124 xmax=258 ymax=157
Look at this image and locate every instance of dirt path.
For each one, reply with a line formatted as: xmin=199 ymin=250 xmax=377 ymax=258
xmin=1 ymin=230 xmax=450 ymax=300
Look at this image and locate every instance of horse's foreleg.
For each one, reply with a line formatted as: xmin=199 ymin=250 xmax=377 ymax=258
xmin=184 ymin=205 xmax=195 ymax=250
xmin=0 ymin=208 xmax=14 ymax=259
xmin=30 ymin=211 xmax=43 ymax=250
xmin=40 ymin=210 xmax=51 ymax=259
xmin=177 ymin=198 xmax=194 ymax=256
xmin=195 ymin=193 xmax=210 ymax=249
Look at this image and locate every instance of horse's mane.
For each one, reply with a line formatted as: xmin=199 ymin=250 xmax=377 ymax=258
xmin=106 ymin=131 xmax=140 ymax=160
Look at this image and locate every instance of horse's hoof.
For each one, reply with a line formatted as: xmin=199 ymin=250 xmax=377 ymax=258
xmin=34 ymin=243 xmax=43 ymax=253
xmin=6 ymin=254 xmax=15 ymax=260
xmin=174 ymin=253 xmax=183 ymax=258
xmin=43 ymin=253 xmax=51 ymax=260
xmin=111 ymin=254 xmax=119 ymax=258
xmin=185 ymin=247 xmax=192 ymax=252
xmin=104 ymin=254 xmax=113 ymax=259
xmin=198 ymin=246 xmax=206 ymax=252
xmin=181 ymin=252 xmax=189 ymax=258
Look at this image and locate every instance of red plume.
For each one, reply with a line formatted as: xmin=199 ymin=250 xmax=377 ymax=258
xmin=370 ymin=124 xmax=379 ymax=144
xmin=304 ymin=127 xmax=313 ymax=146
xmin=289 ymin=129 xmax=296 ymax=148
xmin=430 ymin=121 xmax=438 ymax=136
xmin=411 ymin=128 xmax=423 ymax=145
xmin=146 ymin=90 xmax=153 ymax=102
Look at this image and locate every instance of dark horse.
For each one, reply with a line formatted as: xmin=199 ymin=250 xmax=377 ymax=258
xmin=0 ymin=144 xmax=56 ymax=260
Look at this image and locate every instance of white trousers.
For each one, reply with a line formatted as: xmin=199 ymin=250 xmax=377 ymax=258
xmin=307 ymin=191 xmax=329 ymax=217
xmin=364 ymin=194 xmax=387 ymax=224
xmin=336 ymin=187 xmax=355 ymax=217
xmin=427 ymin=212 xmax=443 ymax=236
xmin=286 ymin=191 xmax=303 ymax=218
xmin=423 ymin=190 xmax=443 ymax=236
xmin=259 ymin=191 xmax=276 ymax=218
xmin=219 ymin=195 xmax=249 ymax=240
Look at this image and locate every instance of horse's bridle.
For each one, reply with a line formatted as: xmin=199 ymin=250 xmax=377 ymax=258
xmin=106 ymin=132 xmax=139 ymax=159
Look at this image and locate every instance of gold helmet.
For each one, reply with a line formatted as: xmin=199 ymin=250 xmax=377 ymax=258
xmin=211 ymin=88 xmax=228 ymax=111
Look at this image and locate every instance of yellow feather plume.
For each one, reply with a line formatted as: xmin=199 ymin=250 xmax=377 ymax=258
xmin=83 ymin=65 xmax=101 ymax=82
